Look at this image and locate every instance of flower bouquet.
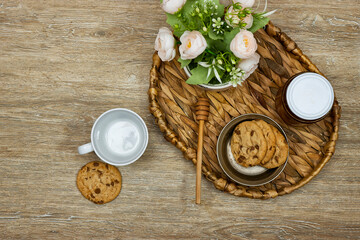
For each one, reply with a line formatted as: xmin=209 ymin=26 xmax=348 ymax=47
xmin=155 ymin=0 xmax=275 ymax=90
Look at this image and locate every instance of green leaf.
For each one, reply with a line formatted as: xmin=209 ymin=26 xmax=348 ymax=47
xmin=223 ymin=28 xmax=240 ymax=51
xmin=194 ymin=52 xmax=205 ymax=63
xmin=178 ymin=57 xmax=192 ymax=68
xmin=181 ymin=0 xmax=202 ymax=30
xmin=248 ymin=13 xmax=269 ymax=33
xmin=166 ymin=13 xmax=186 ymax=37
xmin=186 ymin=66 xmax=214 ymax=85
xmin=216 ymin=67 xmax=225 ymax=78
xmin=210 ymin=0 xmax=225 ymax=17
xmin=205 ymin=36 xmax=227 ymax=53
xmin=181 ymin=0 xmax=194 ymax=18
xmin=208 ymin=27 xmax=224 ymax=40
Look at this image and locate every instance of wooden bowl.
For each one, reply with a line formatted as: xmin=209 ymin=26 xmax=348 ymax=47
xmin=216 ymin=114 xmax=289 ymax=186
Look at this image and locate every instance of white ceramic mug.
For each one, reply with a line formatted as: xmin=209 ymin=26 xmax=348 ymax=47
xmin=78 ymin=108 xmax=148 ymax=166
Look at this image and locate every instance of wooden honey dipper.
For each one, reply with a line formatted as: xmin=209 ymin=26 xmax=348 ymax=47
xmin=195 ymin=97 xmax=210 ymax=204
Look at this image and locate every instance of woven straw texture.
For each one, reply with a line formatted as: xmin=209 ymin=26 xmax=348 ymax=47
xmin=148 ymin=22 xmax=341 ymax=199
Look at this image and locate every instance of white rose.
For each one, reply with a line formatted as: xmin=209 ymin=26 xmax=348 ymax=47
xmin=237 ymin=52 xmax=260 ymax=79
xmin=154 ymin=27 xmax=176 ymax=62
xmin=225 ymin=6 xmax=253 ymax=29
xmin=179 ymin=31 xmax=207 ymax=60
xmin=233 ymin=0 xmax=255 ymax=8
xmin=161 ymin=0 xmax=187 ymax=14
xmin=230 ymin=29 xmax=257 ymax=59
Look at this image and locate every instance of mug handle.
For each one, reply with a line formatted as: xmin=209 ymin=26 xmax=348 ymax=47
xmin=78 ymin=143 xmax=94 ymax=155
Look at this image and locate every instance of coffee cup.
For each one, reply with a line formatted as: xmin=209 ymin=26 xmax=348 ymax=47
xmin=78 ymin=108 xmax=148 ymax=166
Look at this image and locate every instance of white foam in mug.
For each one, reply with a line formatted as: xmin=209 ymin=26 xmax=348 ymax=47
xmin=78 ymin=108 xmax=148 ymax=166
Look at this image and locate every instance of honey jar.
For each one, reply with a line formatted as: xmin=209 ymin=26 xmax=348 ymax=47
xmin=275 ymin=72 xmax=334 ymax=126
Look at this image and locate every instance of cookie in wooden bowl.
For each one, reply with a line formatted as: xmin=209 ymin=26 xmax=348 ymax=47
xmin=76 ymin=161 xmax=122 ymax=204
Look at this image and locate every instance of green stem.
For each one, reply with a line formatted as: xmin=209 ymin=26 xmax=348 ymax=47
xmin=205 ymin=49 xmax=217 ymax=56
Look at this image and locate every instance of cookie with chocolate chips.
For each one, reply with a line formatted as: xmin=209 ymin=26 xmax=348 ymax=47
xmin=261 ymin=125 xmax=289 ymax=169
xmin=76 ymin=161 xmax=122 ymax=204
xmin=254 ymin=120 xmax=276 ymax=165
xmin=230 ymin=121 xmax=268 ymax=167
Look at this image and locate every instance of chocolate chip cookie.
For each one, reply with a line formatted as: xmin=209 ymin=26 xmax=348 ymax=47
xmin=231 ymin=121 xmax=268 ymax=167
xmin=254 ymin=120 xmax=276 ymax=165
xmin=261 ymin=125 xmax=289 ymax=169
xmin=76 ymin=161 xmax=122 ymax=204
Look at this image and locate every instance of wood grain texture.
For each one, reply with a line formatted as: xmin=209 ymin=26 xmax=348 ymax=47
xmin=0 ymin=0 xmax=359 ymax=239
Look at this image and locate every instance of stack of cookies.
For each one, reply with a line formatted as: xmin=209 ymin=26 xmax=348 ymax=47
xmin=230 ymin=120 xmax=288 ymax=169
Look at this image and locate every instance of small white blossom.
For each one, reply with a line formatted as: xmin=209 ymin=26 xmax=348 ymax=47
xmin=229 ymin=67 xmax=245 ymax=86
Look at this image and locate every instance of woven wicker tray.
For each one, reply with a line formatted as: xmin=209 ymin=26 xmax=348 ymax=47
xmin=148 ymin=22 xmax=341 ymax=199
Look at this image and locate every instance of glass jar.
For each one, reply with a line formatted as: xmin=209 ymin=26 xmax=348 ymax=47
xmin=275 ymin=72 xmax=334 ymax=126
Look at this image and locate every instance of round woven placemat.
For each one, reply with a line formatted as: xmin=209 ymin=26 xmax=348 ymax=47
xmin=148 ymin=22 xmax=341 ymax=199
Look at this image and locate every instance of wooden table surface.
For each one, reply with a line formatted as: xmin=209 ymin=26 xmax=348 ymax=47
xmin=1 ymin=0 xmax=359 ymax=239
